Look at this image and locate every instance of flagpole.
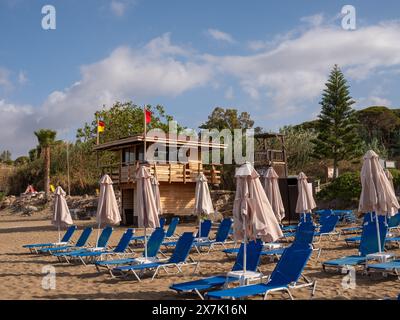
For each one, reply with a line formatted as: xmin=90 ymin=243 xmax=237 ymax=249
xmin=144 ymin=105 xmax=147 ymax=162
xmin=66 ymin=141 xmax=71 ymax=197
xmin=96 ymin=113 xmax=100 ymax=146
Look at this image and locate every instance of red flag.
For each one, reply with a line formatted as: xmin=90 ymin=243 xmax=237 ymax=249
xmin=145 ymin=110 xmax=152 ymax=124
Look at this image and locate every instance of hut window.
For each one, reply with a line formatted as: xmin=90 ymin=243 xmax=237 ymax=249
xmin=122 ymin=147 xmax=135 ymax=165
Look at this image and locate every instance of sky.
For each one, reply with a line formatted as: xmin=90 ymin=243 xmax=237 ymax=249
xmin=1 ymin=0 xmax=400 ymax=157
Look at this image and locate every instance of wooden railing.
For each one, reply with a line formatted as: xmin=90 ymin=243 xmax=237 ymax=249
xmin=254 ymin=149 xmax=285 ymax=165
xmin=101 ymin=161 xmax=221 ymax=185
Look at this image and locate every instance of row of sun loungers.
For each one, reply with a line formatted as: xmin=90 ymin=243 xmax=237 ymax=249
xmin=22 ymin=211 xmax=400 ymax=299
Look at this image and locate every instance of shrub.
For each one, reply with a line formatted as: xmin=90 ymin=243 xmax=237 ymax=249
xmin=388 ymin=169 xmax=400 ymax=193
xmin=317 ymin=172 xmax=361 ymax=203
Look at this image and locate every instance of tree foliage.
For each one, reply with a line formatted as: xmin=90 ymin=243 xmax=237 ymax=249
xmin=312 ymin=65 xmax=362 ymax=178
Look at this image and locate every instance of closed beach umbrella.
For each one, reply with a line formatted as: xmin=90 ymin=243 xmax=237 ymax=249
xmin=194 ymin=173 xmax=215 ymax=239
xmin=295 ymin=172 xmax=316 ymax=216
xmin=151 ymin=176 xmax=162 ymax=216
xmin=233 ymin=162 xmax=283 ymax=273
xmin=384 ymin=169 xmax=395 ymax=194
xmin=96 ymin=174 xmax=121 ymax=245
xmin=264 ymin=167 xmax=285 ymax=222
xmin=359 ymin=151 xmax=400 ymax=251
xmin=52 ymin=186 xmax=73 ymax=242
xmin=136 ymin=166 xmax=160 ymax=260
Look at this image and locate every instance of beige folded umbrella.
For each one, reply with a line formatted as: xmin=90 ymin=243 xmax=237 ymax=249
xmin=151 ymin=175 xmax=162 ymax=216
xmin=96 ymin=174 xmax=121 ymax=245
xmin=384 ymin=169 xmax=395 ymax=195
xmin=136 ymin=166 xmax=160 ymax=260
xmin=233 ymin=162 xmax=283 ymax=273
xmin=359 ymin=150 xmax=400 ymax=252
xmin=194 ymin=173 xmax=215 ymax=238
xmin=295 ymin=172 xmax=317 ymax=215
xmin=264 ymin=167 xmax=285 ymax=222
xmin=52 ymin=186 xmax=73 ymax=242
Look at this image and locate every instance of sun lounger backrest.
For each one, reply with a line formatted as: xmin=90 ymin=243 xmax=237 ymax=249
xmin=168 ymin=232 xmax=194 ymax=264
xmin=159 ymin=217 xmax=166 ymax=229
xmin=232 ymin=239 xmax=262 ymax=272
xmin=61 ymin=226 xmax=77 ymax=242
xmin=359 ymin=216 xmax=387 ymax=256
xmin=146 ymin=228 xmax=165 ymax=257
xmin=196 ymin=220 xmax=212 ymax=238
xmin=268 ymin=244 xmax=313 ymax=287
xmin=388 ymin=213 xmax=400 ymax=228
xmin=318 ymin=214 xmax=339 ymax=233
xmin=299 ymin=213 xmax=313 ymax=224
xmin=165 ymin=217 xmax=179 ymax=237
xmin=113 ymin=229 xmax=134 ymax=253
xmin=75 ymin=227 xmax=93 ymax=247
xmin=97 ymin=226 xmax=113 ymax=247
xmin=293 ymin=221 xmax=315 ymax=246
xmin=215 ymin=218 xmax=233 ymax=242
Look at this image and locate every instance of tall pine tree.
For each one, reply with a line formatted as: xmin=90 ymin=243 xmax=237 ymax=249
xmin=312 ymin=65 xmax=361 ymax=179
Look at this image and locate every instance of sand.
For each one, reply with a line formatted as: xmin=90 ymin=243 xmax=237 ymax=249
xmin=1 ymin=208 xmax=399 ymax=300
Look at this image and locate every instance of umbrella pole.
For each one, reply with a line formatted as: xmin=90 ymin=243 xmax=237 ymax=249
xmin=243 ymin=216 xmax=247 ymax=274
xmin=144 ymin=227 xmax=148 ymax=260
xmin=375 ymin=215 xmax=382 ymax=253
xmin=198 ymin=219 xmax=202 ymax=239
xmin=96 ymin=220 xmax=101 ymax=247
xmin=58 ymin=225 xmax=60 ymax=243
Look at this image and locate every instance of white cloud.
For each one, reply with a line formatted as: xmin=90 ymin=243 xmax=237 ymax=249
xmin=224 ymin=86 xmax=234 ymax=100
xmin=0 ymin=33 xmax=214 ymax=156
xmin=206 ymin=22 xmax=400 ymax=112
xmin=18 ymin=71 xmax=28 ymax=85
xmin=0 ymin=100 xmax=36 ymax=156
xmin=300 ymin=13 xmax=324 ymax=27
xmin=207 ymin=29 xmax=236 ymax=44
xmin=110 ymin=0 xmax=136 ymax=17
xmin=0 ymin=67 xmax=12 ymax=90
xmin=356 ymin=96 xmax=392 ymax=109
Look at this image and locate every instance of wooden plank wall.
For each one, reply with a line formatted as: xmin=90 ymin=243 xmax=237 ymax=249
xmin=159 ymin=182 xmax=196 ymax=215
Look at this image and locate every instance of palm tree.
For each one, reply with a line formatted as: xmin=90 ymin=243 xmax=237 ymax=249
xmin=34 ymin=129 xmax=57 ymax=200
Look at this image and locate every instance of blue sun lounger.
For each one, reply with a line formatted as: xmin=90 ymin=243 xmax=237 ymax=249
xmin=53 ymin=226 xmax=113 ymax=262
xmin=193 ymin=218 xmax=233 ymax=254
xmin=162 ymin=219 xmax=212 ymax=248
xmin=313 ymin=214 xmax=341 ymax=243
xmin=205 ymin=242 xmax=316 ymax=300
xmin=367 ymin=260 xmax=400 ymax=279
xmin=170 ymin=239 xmax=263 ymax=299
xmin=23 ymin=225 xmax=77 ymax=254
xmin=39 ymin=227 xmax=93 ymax=254
xmin=131 ymin=217 xmax=180 ymax=244
xmin=112 ymin=232 xmax=198 ymax=281
xmin=223 ymin=218 xmax=316 ymax=259
xmin=95 ymin=228 xmax=166 ymax=272
xmin=323 ymin=216 xmax=387 ymax=272
xmin=61 ymin=228 xmax=133 ymax=265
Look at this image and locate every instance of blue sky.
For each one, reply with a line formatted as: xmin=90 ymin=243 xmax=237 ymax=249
xmin=1 ymin=0 xmax=400 ymax=157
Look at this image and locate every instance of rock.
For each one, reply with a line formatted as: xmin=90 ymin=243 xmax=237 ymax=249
xmin=23 ymin=205 xmax=39 ymax=214
xmin=1 ymin=198 xmax=11 ymax=208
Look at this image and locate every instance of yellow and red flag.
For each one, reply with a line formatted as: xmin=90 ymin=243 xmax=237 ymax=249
xmin=98 ymin=120 xmax=105 ymax=133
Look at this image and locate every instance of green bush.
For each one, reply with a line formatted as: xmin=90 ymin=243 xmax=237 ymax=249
xmin=317 ymin=172 xmax=361 ymax=202
xmin=388 ymin=169 xmax=400 ymax=192
xmin=0 ymin=192 xmax=5 ymax=203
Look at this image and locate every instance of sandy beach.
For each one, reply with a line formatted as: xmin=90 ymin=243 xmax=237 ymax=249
xmin=1 ymin=208 xmax=399 ymax=300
